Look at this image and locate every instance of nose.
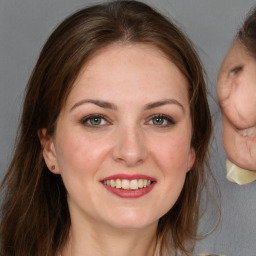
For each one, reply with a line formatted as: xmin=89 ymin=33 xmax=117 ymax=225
xmin=111 ymin=125 xmax=148 ymax=167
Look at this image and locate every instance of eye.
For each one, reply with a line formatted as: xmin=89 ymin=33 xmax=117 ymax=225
xmin=148 ymin=114 xmax=176 ymax=127
xmin=229 ymin=66 xmax=243 ymax=77
xmin=80 ymin=114 xmax=109 ymax=127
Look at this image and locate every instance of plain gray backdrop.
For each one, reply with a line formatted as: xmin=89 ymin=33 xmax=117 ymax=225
xmin=1 ymin=0 xmax=256 ymax=255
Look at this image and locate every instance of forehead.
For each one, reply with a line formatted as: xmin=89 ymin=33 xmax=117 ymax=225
xmin=219 ymin=41 xmax=253 ymax=73
xmin=68 ymin=43 xmax=189 ymax=103
xmin=81 ymin=43 xmax=181 ymax=76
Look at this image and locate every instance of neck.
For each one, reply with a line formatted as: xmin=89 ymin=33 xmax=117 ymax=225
xmin=61 ymin=214 xmax=158 ymax=256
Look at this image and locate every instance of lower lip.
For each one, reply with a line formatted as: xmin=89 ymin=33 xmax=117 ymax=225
xmin=237 ymin=133 xmax=256 ymax=142
xmin=102 ymin=183 xmax=155 ymax=198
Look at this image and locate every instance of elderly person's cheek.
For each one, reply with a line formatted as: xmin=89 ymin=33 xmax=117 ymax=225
xmin=219 ymin=81 xmax=256 ymax=170
xmin=229 ymin=75 xmax=256 ymax=129
xmin=218 ymin=60 xmax=256 ymax=171
xmin=218 ymin=73 xmax=256 ymax=130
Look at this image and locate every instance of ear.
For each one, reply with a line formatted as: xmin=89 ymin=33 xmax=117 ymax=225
xmin=187 ymin=147 xmax=196 ymax=172
xmin=38 ymin=129 xmax=60 ymax=174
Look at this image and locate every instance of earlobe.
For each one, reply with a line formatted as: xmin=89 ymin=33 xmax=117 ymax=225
xmin=187 ymin=148 xmax=196 ymax=172
xmin=38 ymin=129 xmax=60 ymax=174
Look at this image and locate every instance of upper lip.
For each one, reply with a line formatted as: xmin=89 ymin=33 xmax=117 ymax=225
xmin=100 ymin=174 xmax=156 ymax=182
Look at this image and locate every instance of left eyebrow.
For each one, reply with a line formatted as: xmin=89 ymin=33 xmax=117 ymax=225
xmin=70 ymin=99 xmax=118 ymax=112
xmin=144 ymin=99 xmax=184 ymax=112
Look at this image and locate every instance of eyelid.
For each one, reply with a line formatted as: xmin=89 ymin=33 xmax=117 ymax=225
xmin=80 ymin=114 xmax=111 ymax=127
xmin=147 ymin=114 xmax=176 ymax=126
xmin=229 ymin=66 xmax=243 ymax=77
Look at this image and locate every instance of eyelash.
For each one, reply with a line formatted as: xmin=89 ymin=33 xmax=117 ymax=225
xmin=148 ymin=114 xmax=176 ymax=127
xmin=80 ymin=114 xmax=109 ymax=127
xmin=79 ymin=114 xmax=176 ymax=128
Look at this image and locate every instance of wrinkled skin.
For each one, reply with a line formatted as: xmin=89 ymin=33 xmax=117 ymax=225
xmin=218 ymin=41 xmax=256 ymax=170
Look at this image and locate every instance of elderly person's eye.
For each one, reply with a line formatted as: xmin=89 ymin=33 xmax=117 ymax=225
xmin=229 ymin=66 xmax=243 ymax=76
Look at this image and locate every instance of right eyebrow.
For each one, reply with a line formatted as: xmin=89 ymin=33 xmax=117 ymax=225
xmin=70 ymin=99 xmax=118 ymax=112
xmin=144 ymin=99 xmax=184 ymax=113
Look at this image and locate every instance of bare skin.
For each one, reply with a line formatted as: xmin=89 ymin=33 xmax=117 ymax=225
xmin=40 ymin=43 xmax=195 ymax=256
xmin=218 ymin=40 xmax=256 ymax=170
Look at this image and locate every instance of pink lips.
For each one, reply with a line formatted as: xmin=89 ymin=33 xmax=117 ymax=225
xmin=100 ymin=174 xmax=156 ymax=199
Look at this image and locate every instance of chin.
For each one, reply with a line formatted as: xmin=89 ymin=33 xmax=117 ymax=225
xmin=226 ymin=143 xmax=256 ymax=170
xmin=229 ymin=153 xmax=256 ymax=171
xmin=105 ymin=209 xmax=159 ymax=230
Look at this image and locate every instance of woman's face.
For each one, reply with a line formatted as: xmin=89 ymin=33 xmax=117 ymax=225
xmin=43 ymin=43 xmax=195 ymax=231
xmin=218 ymin=41 xmax=256 ymax=170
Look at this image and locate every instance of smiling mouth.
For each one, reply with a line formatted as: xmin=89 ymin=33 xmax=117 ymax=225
xmin=237 ymin=126 xmax=256 ymax=138
xmin=102 ymin=179 xmax=153 ymax=190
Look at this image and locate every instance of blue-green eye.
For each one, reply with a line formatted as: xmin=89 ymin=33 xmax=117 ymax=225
xmin=149 ymin=114 xmax=175 ymax=127
xmin=80 ymin=114 xmax=107 ymax=127
xmin=152 ymin=116 xmax=165 ymax=125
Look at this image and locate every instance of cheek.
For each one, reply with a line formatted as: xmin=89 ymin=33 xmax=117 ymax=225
xmin=54 ymin=131 xmax=113 ymax=203
xmin=55 ymin=130 xmax=110 ymax=177
xmin=149 ymin=134 xmax=191 ymax=217
xmin=150 ymin=133 xmax=192 ymax=173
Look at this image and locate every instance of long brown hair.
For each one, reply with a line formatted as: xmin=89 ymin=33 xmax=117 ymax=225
xmin=0 ymin=1 xmax=212 ymax=255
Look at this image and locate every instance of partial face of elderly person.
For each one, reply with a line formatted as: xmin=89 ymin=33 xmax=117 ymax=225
xmin=218 ymin=8 xmax=256 ymax=171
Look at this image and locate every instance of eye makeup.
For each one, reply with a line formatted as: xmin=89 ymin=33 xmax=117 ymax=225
xmin=80 ymin=114 xmax=110 ymax=127
xmin=147 ymin=114 xmax=176 ymax=127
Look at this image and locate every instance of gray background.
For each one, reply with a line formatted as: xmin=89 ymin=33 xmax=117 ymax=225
xmin=1 ymin=0 xmax=256 ymax=255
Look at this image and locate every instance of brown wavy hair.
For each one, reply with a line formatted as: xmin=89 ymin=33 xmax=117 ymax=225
xmin=237 ymin=7 xmax=256 ymax=58
xmin=0 ymin=1 xmax=212 ymax=255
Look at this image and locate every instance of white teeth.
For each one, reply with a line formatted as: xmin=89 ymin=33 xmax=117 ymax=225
xmin=130 ymin=179 xmax=138 ymax=190
xmin=116 ymin=179 xmax=122 ymax=188
xmin=237 ymin=126 xmax=256 ymax=138
xmin=138 ymin=179 xmax=144 ymax=188
xmin=110 ymin=179 xmax=115 ymax=188
xmin=103 ymin=179 xmax=152 ymax=190
xmin=122 ymin=179 xmax=130 ymax=189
